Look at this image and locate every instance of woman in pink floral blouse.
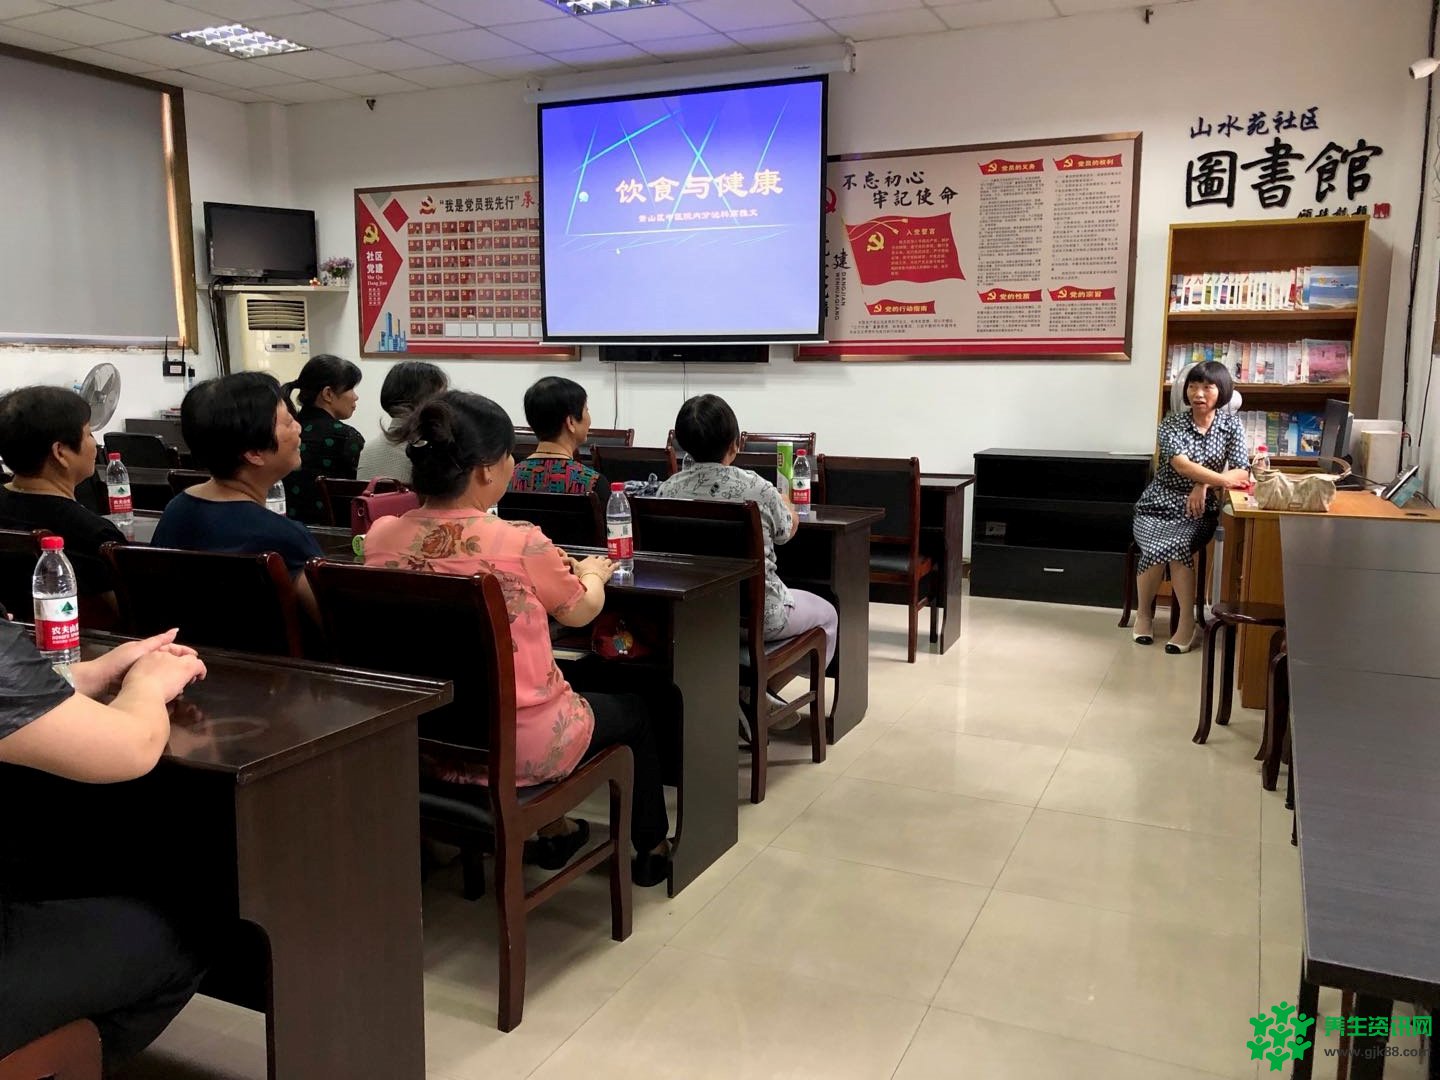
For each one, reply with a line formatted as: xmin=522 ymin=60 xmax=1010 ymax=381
xmin=364 ymin=391 xmax=671 ymax=887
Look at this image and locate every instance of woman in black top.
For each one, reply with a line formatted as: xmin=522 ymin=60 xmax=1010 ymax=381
xmin=280 ymin=355 xmax=365 ymax=524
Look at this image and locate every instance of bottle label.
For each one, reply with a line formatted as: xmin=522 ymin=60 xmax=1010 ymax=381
xmin=34 ymin=596 xmax=80 ymax=651
xmin=607 ymin=520 xmax=634 ymax=560
xmin=107 ymin=484 xmax=132 ymax=514
xmin=792 ymin=477 xmax=811 ymax=506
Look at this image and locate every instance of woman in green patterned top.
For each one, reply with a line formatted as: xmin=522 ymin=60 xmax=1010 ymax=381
xmin=281 ymin=355 xmax=364 ymax=523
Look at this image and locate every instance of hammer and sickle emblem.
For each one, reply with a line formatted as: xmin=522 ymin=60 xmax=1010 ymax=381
xmin=866 ymin=233 xmax=884 ymax=253
xmin=362 ymin=223 xmax=380 ymax=244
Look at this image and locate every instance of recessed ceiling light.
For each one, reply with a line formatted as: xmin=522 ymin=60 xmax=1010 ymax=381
xmin=541 ymin=0 xmax=669 ymax=14
xmin=170 ymin=24 xmax=309 ymax=59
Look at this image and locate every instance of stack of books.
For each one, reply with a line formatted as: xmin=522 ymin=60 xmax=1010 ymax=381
xmin=1169 ymin=266 xmax=1359 ymax=312
xmin=1240 ymin=411 xmax=1323 ymax=457
xmin=1165 ymin=339 xmax=1350 ymax=384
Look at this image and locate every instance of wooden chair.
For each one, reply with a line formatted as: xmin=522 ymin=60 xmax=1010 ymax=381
xmin=166 ymin=469 xmax=209 ymax=496
xmin=305 ymin=562 xmax=633 ymax=1031
xmin=103 ymin=543 xmax=306 ymax=658
xmin=496 ymin=490 xmax=604 ymax=547
xmin=739 ymin=431 xmax=817 ymax=458
xmin=1256 ymin=631 xmax=1291 ymax=791
xmin=1118 ymin=541 xmax=1209 ymax=635
xmin=577 ymin=427 xmax=635 ymax=461
xmin=665 ymin=429 xmax=685 ymax=458
xmin=0 ymin=1019 xmax=102 ymax=1080
xmin=1192 ymin=600 xmax=1286 ymax=746
xmin=103 ymin=432 xmax=180 ymax=470
xmin=316 ymin=476 xmax=405 ymax=529
xmin=632 ymin=496 xmax=825 ymax=803
xmin=590 ymin=445 xmax=676 ymax=485
xmin=818 ymin=455 xmax=934 ymax=663
xmin=729 ymin=452 xmax=779 ymax=486
xmin=0 ymin=527 xmax=46 ymax=622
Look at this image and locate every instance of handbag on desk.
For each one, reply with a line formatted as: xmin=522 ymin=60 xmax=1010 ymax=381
xmin=1251 ymin=458 xmax=1349 ymax=513
xmin=350 ymin=478 xmax=419 ymax=534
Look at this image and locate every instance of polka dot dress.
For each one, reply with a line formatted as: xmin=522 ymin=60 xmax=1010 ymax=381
xmin=1133 ymin=409 xmax=1249 ymax=573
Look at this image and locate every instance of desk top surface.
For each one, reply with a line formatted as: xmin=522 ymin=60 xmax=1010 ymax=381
xmin=1228 ymin=488 xmax=1440 ymax=521
xmin=920 ymin=473 xmax=976 ymax=491
xmin=82 ymin=635 xmax=452 ymax=784
xmin=797 ymin=505 xmax=884 ymax=531
xmin=1280 ymin=515 xmax=1440 ymax=1000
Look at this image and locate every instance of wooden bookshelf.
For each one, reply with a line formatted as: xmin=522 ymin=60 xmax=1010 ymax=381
xmin=1159 ymin=215 xmax=1370 ymax=443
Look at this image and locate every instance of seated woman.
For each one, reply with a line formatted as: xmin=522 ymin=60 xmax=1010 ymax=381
xmin=0 ymin=622 xmax=208 ymax=1073
xmin=507 ymin=376 xmax=609 ymax=495
xmin=152 ymin=373 xmax=324 ymax=621
xmin=363 ymin=391 xmax=671 ymax=886
xmin=1132 ymin=359 xmax=1251 ymax=653
xmin=357 ymin=361 xmax=448 ymax=485
xmin=657 ymin=395 xmax=838 ymax=691
xmin=0 ymin=386 xmax=126 ymax=623
xmin=280 ymin=355 xmax=365 ymax=523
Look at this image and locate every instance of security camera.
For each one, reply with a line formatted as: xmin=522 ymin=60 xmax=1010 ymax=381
xmin=1411 ymin=57 xmax=1439 ymax=79
xmin=365 ymin=97 xmax=377 ymax=110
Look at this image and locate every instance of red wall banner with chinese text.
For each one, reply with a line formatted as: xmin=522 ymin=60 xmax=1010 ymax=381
xmin=801 ymin=133 xmax=1140 ymax=361
xmin=355 ymin=177 xmax=574 ymax=360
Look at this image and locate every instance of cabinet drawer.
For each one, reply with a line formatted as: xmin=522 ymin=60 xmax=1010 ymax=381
xmin=969 ymin=544 xmax=1125 ymax=606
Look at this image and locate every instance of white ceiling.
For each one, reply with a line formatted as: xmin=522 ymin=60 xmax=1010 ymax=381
xmin=0 ymin=0 xmax=1177 ymax=105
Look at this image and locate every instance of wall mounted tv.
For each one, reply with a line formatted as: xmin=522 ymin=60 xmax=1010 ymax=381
xmin=538 ymin=75 xmax=827 ymax=344
xmin=204 ymin=202 xmax=318 ymax=282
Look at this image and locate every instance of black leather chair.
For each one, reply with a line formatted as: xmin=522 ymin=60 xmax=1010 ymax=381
xmin=591 ymin=445 xmax=676 ymax=485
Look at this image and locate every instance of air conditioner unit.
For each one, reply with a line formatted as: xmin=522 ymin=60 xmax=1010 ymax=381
xmin=237 ymin=293 xmax=311 ymax=383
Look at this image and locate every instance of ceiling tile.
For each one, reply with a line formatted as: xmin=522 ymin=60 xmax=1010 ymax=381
xmin=42 ymin=0 xmax=104 ymax=6
xmin=824 ymin=7 xmax=943 ymax=37
xmin=637 ymin=31 xmax=735 ymax=57
xmin=57 ymin=43 xmax=159 ymax=69
xmin=0 ymin=0 xmax=50 ymax=20
xmin=182 ymin=54 xmax=300 ymax=83
xmin=801 ymin=0 xmax=924 ymax=14
xmin=404 ymin=25 xmax=529 ymax=60
xmin=572 ymin=3 xmax=706 ymax=40
xmin=545 ymin=41 xmax=648 ymax=66
xmin=682 ymin=0 xmax=813 ymax=32
xmin=75 ymin=0 xmax=211 ymax=33
xmin=470 ymin=50 xmax=568 ymax=76
xmin=214 ymin=85 xmax=275 ymax=99
xmin=261 ymin=77 xmax=353 ymax=98
xmin=5 ymin=8 xmax=150 ymax=45
xmin=0 ymin=24 xmax=73 ymax=49
xmin=177 ymin=0 xmax=310 ymax=18
xmin=726 ymin=20 xmax=841 ymax=48
xmin=326 ymin=38 xmax=447 ymax=67
xmin=492 ymin=15 xmax=619 ymax=50
xmin=393 ymin=60 xmax=494 ymax=85
xmin=321 ymin=69 xmax=423 ymax=92
xmin=250 ymin=46 xmax=370 ymax=74
xmin=420 ymin=0 xmax=565 ymax=24
xmin=339 ymin=0 xmax=470 ymax=35
xmin=98 ymin=31 xmax=215 ymax=62
xmin=1053 ymin=0 xmax=1165 ymax=12
xmin=931 ymin=0 xmax=1057 ymax=28
xmin=139 ymin=64 xmax=236 ymax=91
xmin=247 ymin=9 xmax=385 ymax=44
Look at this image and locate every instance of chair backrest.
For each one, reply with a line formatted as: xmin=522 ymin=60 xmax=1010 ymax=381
xmin=513 ymin=441 xmax=539 ymax=463
xmin=104 ymin=432 xmax=180 ymax=470
xmin=817 ymin=455 xmax=921 ymax=550
xmin=591 ymin=445 xmax=676 ymax=484
xmin=740 ymin=431 xmax=817 ymax=457
xmin=579 ymin=427 xmax=634 ymax=454
xmin=316 ymin=476 xmax=403 ymax=529
xmin=729 ymin=452 xmax=779 ymax=487
xmin=167 ymin=469 xmax=209 ymax=496
xmin=496 ymin=490 xmax=604 ymax=547
xmin=665 ymin=429 xmax=685 ymax=457
xmin=0 ymin=527 xmax=45 ymax=621
xmin=103 ymin=543 xmax=306 ymax=657
xmin=306 ymin=563 xmax=519 ymax=800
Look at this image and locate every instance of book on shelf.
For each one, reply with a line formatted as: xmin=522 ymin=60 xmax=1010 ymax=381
xmin=1168 ymin=266 xmax=1359 ymax=313
xmin=1239 ymin=410 xmax=1322 ymax=456
xmin=1165 ymin=338 xmax=1350 ymax=384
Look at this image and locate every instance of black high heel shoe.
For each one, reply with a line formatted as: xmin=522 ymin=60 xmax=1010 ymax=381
xmin=524 ymin=819 xmax=590 ymax=870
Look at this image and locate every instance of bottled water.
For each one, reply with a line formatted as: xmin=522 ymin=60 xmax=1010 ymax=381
xmin=1253 ymin=444 xmax=1271 ymax=475
xmin=791 ymin=449 xmax=812 ymax=517
xmin=266 ymin=481 xmax=287 ymax=515
xmin=33 ymin=535 xmax=81 ymax=666
xmin=605 ymin=482 xmax=634 ymax=575
xmin=104 ymin=452 xmax=133 ymax=528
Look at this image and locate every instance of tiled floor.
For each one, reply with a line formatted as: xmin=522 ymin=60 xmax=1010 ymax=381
xmin=120 ymin=592 xmax=1428 ymax=1079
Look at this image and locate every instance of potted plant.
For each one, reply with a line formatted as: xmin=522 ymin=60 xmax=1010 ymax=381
xmin=320 ymin=256 xmax=354 ymax=285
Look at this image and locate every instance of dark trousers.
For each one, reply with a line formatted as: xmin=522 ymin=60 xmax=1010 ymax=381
xmin=580 ymin=691 xmax=669 ymax=855
xmin=0 ymin=895 xmax=204 ymax=1074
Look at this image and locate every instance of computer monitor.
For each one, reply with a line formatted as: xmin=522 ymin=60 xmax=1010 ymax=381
xmin=1318 ymin=398 xmax=1352 ymax=472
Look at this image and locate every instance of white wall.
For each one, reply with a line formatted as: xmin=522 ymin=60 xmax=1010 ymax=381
xmin=282 ymin=0 xmax=1430 ymax=475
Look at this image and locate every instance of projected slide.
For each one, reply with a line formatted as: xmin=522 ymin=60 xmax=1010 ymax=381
xmin=539 ymin=77 xmax=825 ymax=341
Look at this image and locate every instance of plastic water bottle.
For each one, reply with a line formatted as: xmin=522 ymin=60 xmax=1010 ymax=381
xmin=33 ymin=536 xmax=81 ymax=666
xmin=791 ymin=449 xmax=812 ymax=517
xmin=605 ymin=482 xmax=634 ymax=576
xmin=1253 ymin=444 xmax=1271 ymax=474
xmin=266 ymin=481 xmax=287 ymax=515
xmin=104 ymin=452 xmax=133 ymax=528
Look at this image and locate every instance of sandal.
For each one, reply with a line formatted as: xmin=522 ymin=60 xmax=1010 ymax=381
xmin=524 ymin=819 xmax=590 ymax=870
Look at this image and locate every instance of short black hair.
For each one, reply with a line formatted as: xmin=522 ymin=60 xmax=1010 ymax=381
xmin=379 ymin=361 xmax=448 ymax=418
xmin=673 ymin=394 xmax=739 ymax=463
xmin=282 ymin=354 xmax=362 ymax=412
xmin=0 ymin=386 xmax=92 ymax=476
xmin=396 ymin=390 xmax=514 ymax=499
xmin=182 ymin=372 xmax=285 ymax=479
xmin=522 ymin=376 xmax=587 ymax=441
xmin=1183 ymin=360 xmax=1235 ymax=409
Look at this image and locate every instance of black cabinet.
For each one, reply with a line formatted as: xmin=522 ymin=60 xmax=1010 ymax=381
xmin=970 ymin=449 xmax=1151 ymax=606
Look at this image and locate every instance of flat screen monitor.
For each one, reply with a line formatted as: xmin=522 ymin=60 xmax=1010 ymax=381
xmin=204 ymin=202 xmax=318 ymax=281
xmin=1318 ymin=398 xmax=1351 ymax=471
xmin=538 ymin=75 xmax=827 ymax=343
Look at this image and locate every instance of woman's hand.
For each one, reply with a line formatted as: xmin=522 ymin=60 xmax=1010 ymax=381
xmin=1220 ymin=468 xmax=1252 ymax=489
xmin=1185 ymin=483 xmax=1209 ymax=518
xmin=120 ymin=648 xmax=207 ymax=704
xmin=574 ymin=555 xmax=615 ymax=584
xmin=70 ymin=629 xmax=200 ymax=697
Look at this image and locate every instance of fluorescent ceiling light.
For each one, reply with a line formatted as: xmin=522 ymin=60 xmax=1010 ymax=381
xmin=540 ymin=0 xmax=669 ymax=14
xmin=170 ymin=24 xmax=309 ymax=58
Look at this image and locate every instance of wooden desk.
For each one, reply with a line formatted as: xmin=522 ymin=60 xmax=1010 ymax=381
xmin=1219 ymin=490 xmax=1440 ymax=709
xmin=920 ymin=474 xmax=975 ymax=654
xmin=1281 ymin=517 xmax=1440 ymax=1077
xmin=0 ymin=641 xmax=453 ymax=1080
xmin=128 ymin=510 xmax=356 ymax=561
